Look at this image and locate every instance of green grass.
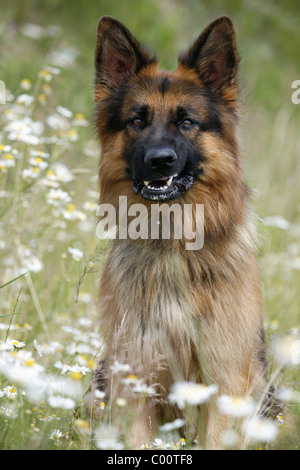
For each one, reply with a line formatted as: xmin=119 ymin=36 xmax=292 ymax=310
xmin=0 ymin=0 xmax=299 ymax=450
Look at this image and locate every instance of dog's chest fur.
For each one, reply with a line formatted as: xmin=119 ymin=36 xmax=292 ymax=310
xmin=100 ymin=215 xmax=260 ymax=390
xmin=100 ymin=240 xmax=198 ymax=388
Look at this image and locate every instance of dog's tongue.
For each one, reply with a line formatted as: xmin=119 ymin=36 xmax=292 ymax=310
xmin=153 ymin=176 xmax=169 ymax=182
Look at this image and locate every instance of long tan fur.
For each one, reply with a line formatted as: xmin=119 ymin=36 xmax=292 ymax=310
xmin=84 ymin=15 xmax=277 ymax=449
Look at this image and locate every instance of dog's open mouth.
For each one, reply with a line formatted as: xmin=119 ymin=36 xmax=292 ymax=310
xmin=133 ymin=174 xmax=194 ymax=201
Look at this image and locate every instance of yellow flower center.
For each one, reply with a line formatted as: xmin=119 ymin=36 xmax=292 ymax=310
xmin=40 ymin=70 xmax=51 ymax=78
xmin=38 ymin=93 xmax=46 ymax=102
xmin=70 ymin=371 xmax=82 ymax=381
xmin=67 ymin=129 xmax=77 ymax=138
xmin=21 ymin=78 xmax=31 ymax=86
xmin=126 ymin=374 xmax=138 ymax=381
xmin=66 ymin=204 xmax=75 ymax=213
xmin=75 ymin=419 xmax=90 ymax=429
xmin=25 ymin=359 xmax=35 ymax=367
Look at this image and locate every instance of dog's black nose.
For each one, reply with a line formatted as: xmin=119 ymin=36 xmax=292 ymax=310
xmin=144 ymin=147 xmax=177 ymax=171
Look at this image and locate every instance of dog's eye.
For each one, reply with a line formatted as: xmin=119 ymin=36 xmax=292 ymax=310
xmin=131 ymin=117 xmax=144 ymax=127
xmin=180 ymin=119 xmax=194 ymax=128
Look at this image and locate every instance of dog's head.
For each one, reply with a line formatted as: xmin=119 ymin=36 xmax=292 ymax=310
xmin=94 ymin=16 xmax=242 ymax=215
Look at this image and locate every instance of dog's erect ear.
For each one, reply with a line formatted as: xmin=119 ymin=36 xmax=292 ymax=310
xmin=95 ymin=16 xmax=156 ymax=96
xmin=178 ymin=16 xmax=239 ymax=102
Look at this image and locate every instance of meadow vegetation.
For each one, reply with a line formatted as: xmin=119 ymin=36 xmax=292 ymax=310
xmin=0 ymin=0 xmax=299 ymax=449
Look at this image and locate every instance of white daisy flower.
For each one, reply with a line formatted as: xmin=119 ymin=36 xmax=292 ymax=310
xmin=77 ymin=292 xmax=92 ymax=304
xmin=67 ymin=247 xmax=84 ymax=261
xmin=83 ymin=201 xmax=97 ymax=212
xmin=272 ymin=334 xmax=300 ymax=366
xmin=94 ymin=390 xmax=106 ymax=400
xmin=160 ymin=418 xmax=186 ymax=432
xmin=7 ymin=338 xmax=26 ymax=349
xmin=122 ymin=375 xmax=138 ymax=385
xmin=44 ymin=65 xmax=61 ymax=75
xmin=22 ymin=167 xmax=40 ymax=179
xmin=152 ymin=438 xmax=173 ymax=450
xmin=243 ymin=417 xmax=279 ymax=443
xmin=38 ymin=70 xmax=53 ymax=82
xmin=115 ymin=398 xmax=127 ymax=407
xmin=23 ymin=256 xmax=44 ymax=273
xmin=0 ymin=144 xmax=12 ymax=152
xmin=51 ymin=163 xmax=74 ymax=182
xmin=46 ymin=113 xmax=69 ymax=130
xmin=29 ymin=149 xmax=50 ymax=158
xmin=67 ymin=129 xmax=78 ymax=142
xmin=96 ymin=438 xmax=124 ymax=450
xmin=277 ymin=387 xmax=300 ymax=403
xmin=16 ymin=94 xmax=34 ymax=106
xmin=5 ymin=117 xmax=44 ymax=141
xmin=0 ymin=405 xmax=18 ymax=419
xmin=62 ymin=208 xmax=86 ymax=221
xmin=29 ymin=157 xmax=48 ymax=169
xmin=218 ymin=395 xmax=256 ymax=417
xmin=3 ymin=385 xmax=18 ymax=398
xmin=33 ymin=339 xmax=43 ymax=357
xmin=86 ymin=189 xmax=99 ymax=199
xmin=48 ymin=394 xmax=75 ymax=410
xmin=132 ymin=381 xmax=157 ymax=396
xmin=46 ymin=188 xmax=71 ymax=206
xmin=20 ymin=23 xmax=46 ymax=39
xmin=220 ymin=429 xmax=239 ymax=448
xmin=72 ymin=113 xmax=89 ymax=126
xmin=54 ymin=361 xmax=69 ymax=374
xmin=56 ymin=105 xmax=73 ymax=118
xmin=0 ymin=154 xmax=15 ymax=167
xmin=95 ymin=425 xmax=124 ymax=450
xmin=49 ymin=46 xmax=78 ymax=68
xmin=49 ymin=429 xmax=64 ymax=442
xmin=168 ymin=381 xmax=218 ymax=409
xmin=20 ymin=78 xmax=32 ymax=91
xmin=83 ymin=141 xmax=99 ymax=158
xmin=110 ymin=361 xmax=131 ymax=374
xmin=68 ymin=364 xmax=90 ymax=375
xmin=263 ymin=215 xmax=290 ymax=230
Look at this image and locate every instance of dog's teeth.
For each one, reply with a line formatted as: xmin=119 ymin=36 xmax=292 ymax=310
xmin=166 ymin=176 xmax=173 ymax=187
xmin=144 ymin=180 xmax=173 ymax=191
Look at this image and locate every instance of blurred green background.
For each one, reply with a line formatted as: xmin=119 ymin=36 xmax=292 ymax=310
xmin=1 ymin=0 xmax=299 ymax=215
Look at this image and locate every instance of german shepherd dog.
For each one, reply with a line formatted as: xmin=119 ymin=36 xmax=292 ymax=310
xmin=85 ymin=15 xmax=278 ymax=448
